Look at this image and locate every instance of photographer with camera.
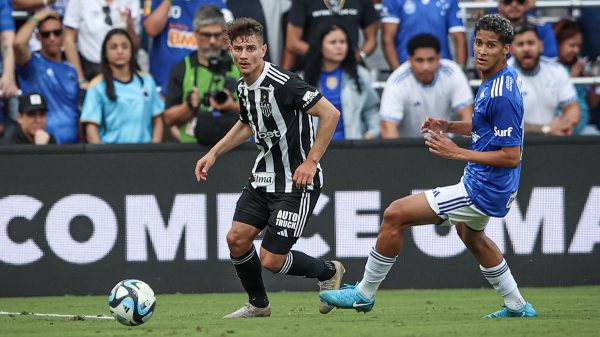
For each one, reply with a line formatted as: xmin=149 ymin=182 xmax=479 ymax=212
xmin=164 ymin=5 xmax=241 ymax=145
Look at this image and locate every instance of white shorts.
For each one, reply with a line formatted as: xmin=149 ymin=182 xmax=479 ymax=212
xmin=424 ymin=180 xmax=490 ymax=231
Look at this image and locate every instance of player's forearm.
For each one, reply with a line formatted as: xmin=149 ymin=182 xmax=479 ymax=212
xmin=209 ymin=121 xmax=253 ymax=158
xmin=447 ymin=121 xmax=472 ymax=136
xmin=306 ymin=103 xmax=340 ymax=164
xmin=455 ymin=147 xmax=520 ymax=168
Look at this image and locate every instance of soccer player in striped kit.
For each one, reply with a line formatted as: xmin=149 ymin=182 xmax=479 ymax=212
xmin=321 ymin=14 xmax=537 ymax=318
xmin=195 ymin=17 xmax=344 ymax=318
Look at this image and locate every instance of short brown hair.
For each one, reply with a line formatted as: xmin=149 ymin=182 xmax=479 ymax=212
xmin=226 ymin=17 xmax=264 ymax=44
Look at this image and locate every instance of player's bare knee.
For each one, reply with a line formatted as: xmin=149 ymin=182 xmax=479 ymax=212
xmin=226 ymin=230 xmax=251 ymax=251
xmin=259 ymin=252 xmax=284 ymax=272
xmin=382 ymin=205 xmax=410 ymax=231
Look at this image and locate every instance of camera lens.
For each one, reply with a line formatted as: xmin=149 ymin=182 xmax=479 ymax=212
xmin=212 ymin=91 xmax=228 ymax=104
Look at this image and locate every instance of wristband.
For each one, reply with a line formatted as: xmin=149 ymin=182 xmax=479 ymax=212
xmin=28 ymin=16 xmax=40 ymax=26
xmin=359 ymin=50 xmax=367 ymax=62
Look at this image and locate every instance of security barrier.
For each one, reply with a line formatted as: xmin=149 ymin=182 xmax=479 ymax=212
xmin=1 ymin=137 xmax=599 ymax=296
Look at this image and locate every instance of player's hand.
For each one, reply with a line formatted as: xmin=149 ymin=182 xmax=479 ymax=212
xmin=293 ymin=159 xmax=317 ymax=189
xmin=195 ymin=152 xmax=216 ymax=182
xmin=424 ymin=130 xmax=461 ymax=160
xmin=420 ymin=117 xmax=449 ymax=134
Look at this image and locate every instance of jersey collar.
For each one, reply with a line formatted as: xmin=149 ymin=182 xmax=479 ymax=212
xmin=244 ymin=61 xmax=271 ymax=90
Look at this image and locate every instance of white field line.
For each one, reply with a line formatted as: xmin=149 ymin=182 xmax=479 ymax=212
xmin=0 ymin=311 xmax=114 ymax=320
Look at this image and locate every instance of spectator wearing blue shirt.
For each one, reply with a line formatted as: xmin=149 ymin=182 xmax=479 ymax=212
xmin=14 ymin=8 xmax=80 ymax=144
xmin=142 ymin=0 xmax=230 ymax=95
xmin=303 ymin=23 xmax=380 ymax=140
xmin=81 ymin=29 xmax=164 ymax=144
xmin=381 ymin=0 xmax=467 ymax=70
xmin=0 ymin=0 xmax=19 ymax=137
xmin=497 ymin=0 xmax=557 ymax=58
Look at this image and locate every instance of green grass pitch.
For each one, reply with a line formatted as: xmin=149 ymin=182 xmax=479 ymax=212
xmin=1 ymin=286 xmax=598 ymax=337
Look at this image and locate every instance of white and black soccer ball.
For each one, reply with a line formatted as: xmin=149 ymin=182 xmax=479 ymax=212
xmin=108 ymin=279 xmax=156 ymax=326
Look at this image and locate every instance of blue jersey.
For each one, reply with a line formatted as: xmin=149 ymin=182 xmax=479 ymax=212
xmin=381 ymin=0 xmax=464 ymax=63
xmin=143 ymin=0 xmax=225 ymax=95
xmin=17 ymin=53 xmax=80 ymax=144
xmin=319 ymin=67 xmax=345 ymax=140
xmin=80 ymin=73 xmax=164 ymax=144
xmin=463 ymin=66 xmax=524 ymax=217
xmin=0 ymin=0 xmax=13 ymax=32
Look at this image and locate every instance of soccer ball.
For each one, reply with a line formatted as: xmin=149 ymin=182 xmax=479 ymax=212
xmin=108 ymin=279 xmax=156 ymax=326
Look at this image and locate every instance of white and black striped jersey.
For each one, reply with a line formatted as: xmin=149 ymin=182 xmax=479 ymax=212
xmin=237 ymin=62 xmax=323 ymax=193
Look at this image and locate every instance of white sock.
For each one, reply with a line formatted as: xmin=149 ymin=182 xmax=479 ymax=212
xmin=480 ymin=259 xmax=526 ymax=310
xmin=357 ymin=247 xmax=396 ymax=299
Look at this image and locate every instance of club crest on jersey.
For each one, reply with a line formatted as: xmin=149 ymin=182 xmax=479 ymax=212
xmin=260 ymin=96 xmax=272 ymax=117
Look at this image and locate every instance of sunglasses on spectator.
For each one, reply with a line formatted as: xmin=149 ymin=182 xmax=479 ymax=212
xmin=102 ymin=6 xmax=112 ymax=26
xmin=502 ymin=0 xmax=527 ymax=5
xmin=40 ymin=29 xmax=63 ymax=38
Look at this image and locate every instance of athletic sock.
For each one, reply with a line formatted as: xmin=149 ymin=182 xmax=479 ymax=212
xmin=357 ymin=247 xmax=397 ymax=299
xmin=231 ymin=246 xmax=269 ymax=308
xmin=480 ymin=259 xmax=526 ymax=310
xmin=277 ymin=250 xmax=336 ymax=281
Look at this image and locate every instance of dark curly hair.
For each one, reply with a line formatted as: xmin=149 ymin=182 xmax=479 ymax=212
xmin=304 ymin=23 xmax=362 ymax=93
xmin=226 ymin=17 xmax=264 ymax=45
xmin=475 ymin=14 xmax=514 ymax=45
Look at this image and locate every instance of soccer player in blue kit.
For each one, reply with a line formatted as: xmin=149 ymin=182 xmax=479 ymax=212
xmin=320 ymin=14 xmax=537 ymax=318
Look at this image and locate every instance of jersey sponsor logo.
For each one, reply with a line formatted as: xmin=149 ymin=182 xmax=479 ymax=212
xmin=494 ymin=126 xmax=514 ymax=137
xmin=275 ymin=210 xmax=299 ymax=230
xmin=257 ymin=130 xmax=281 ymax=140
xmin=312 ymin=8 xmax=359 ymax=17
xmin=302 ymin=90 xmax=319 ymax=108
xmin=252 ymin=172 xmax=275 ymax=187
xmin=167 ymin=28 xmax=196 ymax=49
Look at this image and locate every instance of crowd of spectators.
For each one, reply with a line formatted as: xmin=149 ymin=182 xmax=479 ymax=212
xmin=0 ymin=0 xmax=599 ymax=146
